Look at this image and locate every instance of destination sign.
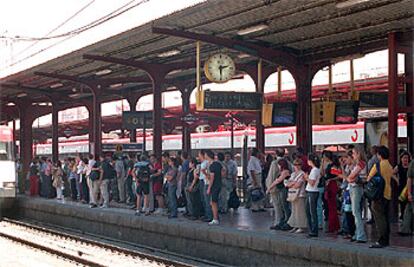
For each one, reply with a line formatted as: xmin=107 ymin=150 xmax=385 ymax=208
xmin=122 ymin=111 xmax=153 ymax=129
xmin=200 ymin=90 xmax=262 ymax=111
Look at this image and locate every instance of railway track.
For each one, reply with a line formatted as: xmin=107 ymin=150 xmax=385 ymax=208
xmin=0 ymin=218 xmax=226 ymax=267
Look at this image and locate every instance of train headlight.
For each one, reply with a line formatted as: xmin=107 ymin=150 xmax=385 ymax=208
xmin=3 ymin=182 xmax=15 ymax=188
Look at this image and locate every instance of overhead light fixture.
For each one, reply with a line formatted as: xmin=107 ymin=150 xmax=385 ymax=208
xmin=237 ymin=53 xmax=251 ymax=59
xmin=6 ymin=102 xmax=15 ymax=106
xmin=69 ymin=93 xmax=81 ymax=98
xmin=109 ymin=83 xmax=123 ymax=89
xmin=95 ymin=69 xmax=112 ymax=76
xmin=157 ymin=49 xmax=181 ymax=58
xmin=237 ymin=23 xmax=269 ymax=35
xmin=17 ymin=93 xmax=27 ymax=98
xmin=335 ymin=0 xmax=370 ymax=9
xmin=50 ymin=83 xmax=63 ymax=88
xmin=167 ymin=69 xmax=182 ymax=75
xmin=38 ymin=102 xmax=52 ymax=106
xmin=72 ymin=88 xmax=77 ymax=92
xmin=166 ymin=86 xmax=177 ymax=90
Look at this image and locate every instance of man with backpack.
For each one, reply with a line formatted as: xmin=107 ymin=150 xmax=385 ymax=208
xmin=206 ymin=150 xmax=223 ymax=225
xmin=115 ymin=155 xmax=127 ymax=203
xmin=133 ymin=154 xmax=151 ymax=216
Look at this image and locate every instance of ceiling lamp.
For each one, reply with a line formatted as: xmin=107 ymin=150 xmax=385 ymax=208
xmin=50 ymin=83 xmax=63 ymax=88
xmin=237 ymin=23 xmax=269 ymax=35
xmin=237 ymin=53 xmax=251 ymax=59
xmin=6 ymin=102 xmax=15 ymax=106
xmin=17 ymin=93 xmax=27 ymax=98
xmin=95 ymin=69 xmax=112 ymax=76
xmin=157 ymin=49 xmax=181 ymax=58
xmin=38 ymin=102 xmax=52 ymax=106
xmin=109 ymin=83 xmax=123 ymax=89
xmin=335 ymin=0 xmax=370 ymax=9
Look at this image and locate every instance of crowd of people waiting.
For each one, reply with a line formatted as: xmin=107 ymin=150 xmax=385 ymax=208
xmin=26 ymin=145 xmax=414 ymax=249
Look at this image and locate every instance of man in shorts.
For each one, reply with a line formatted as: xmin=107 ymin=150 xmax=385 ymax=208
xmin=206 ymin=150 xmax=222 ymax=225
xmin=133 ymin=155 xmax=151 ymax=215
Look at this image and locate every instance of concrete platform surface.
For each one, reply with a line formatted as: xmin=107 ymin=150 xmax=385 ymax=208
xmin=11 ymin=196 xmax=414 ymax=267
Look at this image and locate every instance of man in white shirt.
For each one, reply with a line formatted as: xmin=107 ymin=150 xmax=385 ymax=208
xmin=199 ymin=150 xmax=213 ymax=222
xmin=248 ymin=148 xmax=264 ymax=212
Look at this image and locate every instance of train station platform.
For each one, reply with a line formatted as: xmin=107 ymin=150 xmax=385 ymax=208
xmin=11 ymin=196 xmax=414 ymax=267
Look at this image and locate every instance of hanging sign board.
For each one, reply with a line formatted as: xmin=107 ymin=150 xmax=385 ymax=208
xmin=359 ymin=92 xmax=406 ymax=108
xmin=335 ymin=100 xmax=360 ymax=124
xmin=102 ymin=143 xmax=143 ymax=152
xmin=122 ymin=111 xmax=153 ymax=129
xmin=63 ymin=127 xmax=73 ymax=138
xmin=196 ymin=90 xmax=262 ymax=111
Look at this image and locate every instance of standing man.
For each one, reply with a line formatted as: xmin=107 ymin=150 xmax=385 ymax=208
xmin=87 ymin=154 xmax=101 ymax=208
xmin=100 ymin=154 xmax=115 ymax=208
xmin=133 ymin=155 xmax=151 ymax=215
xmin=150 ymin=154 xmax=164 ymax=214
xmin=248 ymin=148 xmax=265 ymax=212
xmin=206 ymin=150 xmax=222 ymax=225
xmin=399 ymin=159 xmax=414 ymax=236
xmin=367 ymin=146 xmax=393 ymax=248
xmin=115 ymin=155 xmax=127 ymax=203
xmin=199 ymin=150 xmax=212 ymax=222
xmin=224 ymin=152 xmax=238 ymax=191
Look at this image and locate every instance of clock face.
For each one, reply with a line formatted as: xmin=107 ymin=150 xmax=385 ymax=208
xmin=204 ymin=53 xmax=236 ymax=83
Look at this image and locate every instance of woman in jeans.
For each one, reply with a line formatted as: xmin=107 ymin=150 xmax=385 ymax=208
xmin=339 ymin=146 xmax=367 ymax=243
xmin=266 ymin=159 xmax=291 ymax=230
xmin=165 ymin=157 xmax=179 ymax=219
xmin=286 ymin=158 xmax=307 ymax=233
xmin=304 ymin=154 xmax=321 ymax=237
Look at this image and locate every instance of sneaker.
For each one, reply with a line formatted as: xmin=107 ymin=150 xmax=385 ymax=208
xmin=208 ymin=219 xmax=220 ymax=226
xmin=100 ymin=204 xmax=108 ymax=209
xmin=289 ymin=228 xmax=298 ymax=233
xmin=135 ymin=210 xmax=141 ymax=216
xmin=270 ymin=225 xmax=281 ymax=230
xmin=294 ymin=228 xmax=304 ymax=234
xmin=89 ymin=204 xmax=98 ymax=208
xmin=144 ymin=211 xmax=151 ymax=216
xmin=153 ymin=209 xmax=163 ymax=215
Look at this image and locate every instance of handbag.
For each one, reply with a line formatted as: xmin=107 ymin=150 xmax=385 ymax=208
xmin=287 ymin=188 xmax=300 ymax=202
xmin=364 ymin=162 xmax=385 ymax=201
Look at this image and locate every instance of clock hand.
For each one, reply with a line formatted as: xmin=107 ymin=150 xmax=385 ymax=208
xmin=219 ymin=65 xmax=223 ymax=80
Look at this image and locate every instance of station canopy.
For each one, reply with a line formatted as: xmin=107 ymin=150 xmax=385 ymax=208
xmin=1 ymin=0 xmax=413 ymax=120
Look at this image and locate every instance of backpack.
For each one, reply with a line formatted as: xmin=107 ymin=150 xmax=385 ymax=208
xmin=364 ymin=162 xmax=385 ymax=201
xmin=136 ymin=164 xmax=151 ymax=183
xmin=228 ymin=189 xmax=240 ymax=209
xmin=220 ymin=161 xmax=228 ymax=179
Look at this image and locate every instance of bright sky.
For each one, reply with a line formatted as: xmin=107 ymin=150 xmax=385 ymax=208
xmin=0 ymin=0 xmax=205 ymax=78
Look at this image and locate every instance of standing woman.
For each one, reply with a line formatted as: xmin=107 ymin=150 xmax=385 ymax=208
xmin=186 ymin=158 xmax=203 ymax=219
xmin=266 ymin=159 xmax=291 ymax=230
xmin=79 ymin=158 xmax=90 ymax=204
xmin=165 ymin=157 xmax=179 ymax=219
xmin=286 ymin=158 xmax=307 ymax=233
xmin=338 ymin=146 xmax=367 ymax=243
xmin=68 ymin=159 xmax=78 ymax=201
xmin=394 ymin=151 xmax=411 ymax=220
xmin=323 ymin=151 xmax=340 ymax=233
xmin=29 ymin=159 xmax=40 ymax=196
xmin=304 ymin=154 xmax=321 ymax=237
xmin=52 ymin=161 xmax=64 ymax=200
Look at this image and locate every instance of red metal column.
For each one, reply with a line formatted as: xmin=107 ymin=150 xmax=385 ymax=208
xmin=292 ymin=64 xmax=315 ymax=155
xmin=91 ymin=88 xmax=102 ymax=158
xmin=19 ymin=101 xmax=34 ymax=190
xmin=388 ymin=32 xmax=398 ymax=166
xmin=181 ymin=87 xmax=192 ymax=154
xmin=405 ymin=45 xmax=414 ymax=155
xmin=152 ymin=77 xmax=164 ymax=159
xmin=52 ymin=102 xmax=59 ymax=162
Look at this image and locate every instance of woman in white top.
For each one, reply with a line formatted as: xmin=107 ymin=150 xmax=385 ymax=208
xmin=287 ymin=158 xmax=307 ymax=233
xmin=304 ymin=154 xmax=321 ymax=237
